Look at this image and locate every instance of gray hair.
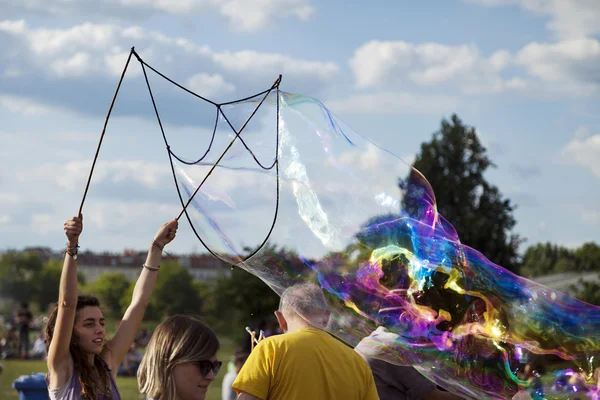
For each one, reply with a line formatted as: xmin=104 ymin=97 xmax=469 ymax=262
xmin=279 ymin=283 xmax=330 ymax=329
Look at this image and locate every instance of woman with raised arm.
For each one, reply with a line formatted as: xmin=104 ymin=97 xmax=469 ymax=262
xmin=45 ymin=214 xmax=178 ymax=400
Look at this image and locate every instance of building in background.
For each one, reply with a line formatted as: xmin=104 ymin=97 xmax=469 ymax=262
xmin=20 ymin=247 xmax=232 ymax=283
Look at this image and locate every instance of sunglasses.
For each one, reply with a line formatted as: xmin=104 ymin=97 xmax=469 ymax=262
xmin=194 ymin=360 xmax=222 ymax=377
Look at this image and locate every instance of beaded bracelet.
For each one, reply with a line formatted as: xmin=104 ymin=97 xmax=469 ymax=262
xmin=66 ymin=243 xmax=80 ymax=259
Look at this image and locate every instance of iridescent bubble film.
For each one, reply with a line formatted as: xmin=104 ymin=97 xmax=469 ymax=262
xmin=143 ymin=70 xmax=600 ymax=399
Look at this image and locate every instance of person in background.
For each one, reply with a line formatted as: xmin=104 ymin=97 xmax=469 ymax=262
xmin=117 ymin=343 xmax=143 ymax=377
xmin=30 ymin=332 xmax=47 ymax=360
xmin=16 ymin=302 xmax=33 ymax=359
xmin=1 ymin=327 xmax=19 ymax=359
xmin=222 ymin=351 xmax=249 ymax=400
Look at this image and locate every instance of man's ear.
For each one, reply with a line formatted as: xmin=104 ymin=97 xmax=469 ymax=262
xmin=274 ymin=311 xmax=288 ymax=332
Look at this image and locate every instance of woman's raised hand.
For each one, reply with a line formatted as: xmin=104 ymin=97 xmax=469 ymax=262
xmin=64 ymin=215 xmax=83 ymax=245
xmin=153 ymin=219 xmax=178 ymax=248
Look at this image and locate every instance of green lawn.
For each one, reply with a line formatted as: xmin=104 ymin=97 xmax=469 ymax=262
xmin=1 ymin=337 xmax=236 ymax=400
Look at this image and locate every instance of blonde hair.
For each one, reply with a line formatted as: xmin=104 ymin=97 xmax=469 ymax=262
xmin=279 ymin=283 xmax=330 ymax=329
xmin=137 ymin=315 xmax=219 ymax=400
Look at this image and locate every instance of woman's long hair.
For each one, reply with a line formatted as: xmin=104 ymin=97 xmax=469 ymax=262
xmin=138 ymin=315 xmax=220 ymax=400
xmin=45 ymin=295 xmax=112 ymax=400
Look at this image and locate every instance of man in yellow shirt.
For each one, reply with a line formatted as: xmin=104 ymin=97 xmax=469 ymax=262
xmin=232 ymin=283 xmax=379 ymax=400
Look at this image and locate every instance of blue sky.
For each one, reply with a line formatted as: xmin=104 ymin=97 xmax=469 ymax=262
xmin=0 ymin=0 xmax=599 ymax=256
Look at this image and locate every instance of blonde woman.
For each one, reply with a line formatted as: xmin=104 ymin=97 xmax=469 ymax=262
xmin=46 ymin=215 xmax=178 ymax=399
xmin=138 ymin=315 xmax=221 ymax=400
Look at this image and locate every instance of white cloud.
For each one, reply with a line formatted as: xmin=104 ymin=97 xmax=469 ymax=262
xmin=213 ymin=50 xmax=338 ymax=83
xmin=0 ymin=20 xmax=337 ymax=117
xmin=0 ymin=19 xmax=26 ymax=34
xmin=561 ymin=128 xmax=600 ymax=178
xmin=28 ymin=160 xmax=172 ymax=192
xmin=338 ymin=143 xmax=382 ymax=170
xmin=349 ymin=37 xmax=600 ymax=97
xmin=218 ymin=0 xmax=315 ymax=32
xmin=326 ymin=92 xmax=459 ymax=115
xmin=82 ymin=200 xmax=182 ymax=230
xmin=31 ymin=213 xmax=61 ymax=235
xmin=465 ymin=0 xmax=600 ymax=39
xmin=349 ymin=40 xmax=520 ymax=94
xmin=515 ymin=38 xmax=600 ymax=95
xmin=187 ymin=73 xmax=235 ymax=97
xmin=0 ymin=94 xmax=62 ymax=115
xmin=573 ymin=126 xmax=591 ymax=139
xmin=0 ymin=193 xmax=21 ymax=205
xmin=27 ymin=23 xmax=117 ymax=56
xmin=489 ymin=49 xmax=512 ymax=70
xmin=27 ymin=159 xmax=263 ymax=203
xmin=581 ymin=210 xmax=600 ymax=224
xmin=0 ymin=21 xmax=129 ymax=78
xmin=50 ymin=52 xmax=93 ymax=77
xmin=0 ymin=0 xmax=315 ymax=32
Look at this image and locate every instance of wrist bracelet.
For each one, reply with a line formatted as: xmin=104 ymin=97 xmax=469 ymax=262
xmin=152 ymin=240 xmax=164 ymax=250
xmin=143 ymin=263 xmax=160 ymax=272
xmin=66 ymin=243 xmax=80 ymax=259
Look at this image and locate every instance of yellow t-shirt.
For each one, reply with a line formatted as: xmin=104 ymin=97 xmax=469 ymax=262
xmin=232 ymin=328 xmax=379 ymax=400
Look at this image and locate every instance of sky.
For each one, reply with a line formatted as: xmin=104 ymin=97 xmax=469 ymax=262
xmin=0 ymin=0 xmax=599 ymax=257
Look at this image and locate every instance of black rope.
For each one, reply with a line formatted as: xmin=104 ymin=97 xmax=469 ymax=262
xmin=218 ymin=105 xmax=277 ymax=170
xmin=138 ymin=56 xmax=277 ymax=107
xmin=134 ymin=50 xmax=282 ymax=263
xmin=169 ymin=109 xmax=219 ymax=165
xmin=138 ymin=57 xmax=219 ymax=106
xmin=174 ymin=75 xmax=281 ymax=221
xmin=138 ymin=55 xmax=278 ymax=169
xmin=78 ymin=47 xmax=134 ymax=216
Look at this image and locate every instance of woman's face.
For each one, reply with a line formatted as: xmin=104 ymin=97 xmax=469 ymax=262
xmin=173 ymin=354 xmax=219 ymax=400
xmin=73 ymin=306 xmax=106 ymax=356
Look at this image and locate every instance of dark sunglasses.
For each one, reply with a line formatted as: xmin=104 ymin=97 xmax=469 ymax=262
xmin=194 ymin=360 xmax=222 ymax=376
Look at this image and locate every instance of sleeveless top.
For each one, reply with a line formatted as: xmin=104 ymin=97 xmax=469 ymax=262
xmin=48 ymin=360 xmax=122 ymax=400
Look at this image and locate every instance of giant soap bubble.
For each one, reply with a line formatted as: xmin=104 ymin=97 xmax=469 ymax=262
xmin=99 ymin=54 xmax=600 ymax=399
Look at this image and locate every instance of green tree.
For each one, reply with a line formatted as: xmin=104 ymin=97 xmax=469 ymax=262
xmin=400 ymin=114 xmax=522 ymax=272
xmin=213 ymin=267 xmax=280 ymax=323
xmin=87 ymin=273 xmax=131 ymax=318
xmin=119 ymin=282 xmax=161 ymax=321
xmin=574 ymin=242 xmax=600 ymax=272
xmin=520 ymin=242 xmax=599 ymax=277
xmin=0 ymin=251 xmax=43 ymax=303
xmin=121 ymin=260 xmax=203 ymax=319
xmin=155 ymin=261 xmax=204 ymax=316
xmin=520 ymin=243 xmax=560 ymax=277
xmin=208 ymin=244 xmax=293 ymax=331
xmin=570 ymin=279 xmax=600 ymax=306
xmin=34 ymin=259 xmax=86 ymax=311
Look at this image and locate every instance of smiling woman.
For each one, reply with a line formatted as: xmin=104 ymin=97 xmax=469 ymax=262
xmin=44 ymin=215 xmax=179 ymax=399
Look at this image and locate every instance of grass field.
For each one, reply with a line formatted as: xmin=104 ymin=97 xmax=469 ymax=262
xmin=1 ymin=337 xmax=237 ymax=400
